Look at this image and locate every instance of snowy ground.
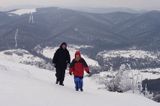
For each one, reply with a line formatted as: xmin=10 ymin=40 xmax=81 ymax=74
xmin=97 ymin=50 xmax=157 ymax=59
xmin=0 ymin=49 xmax=44 ymax=63
xmin=98 ymin=68 xmax=160 ymax=81
xmin=0 ymin=59 xmax=159 ymax=106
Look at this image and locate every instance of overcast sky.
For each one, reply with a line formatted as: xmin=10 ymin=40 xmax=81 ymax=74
xmin=0 ymin=0 xmax=160 ymax=10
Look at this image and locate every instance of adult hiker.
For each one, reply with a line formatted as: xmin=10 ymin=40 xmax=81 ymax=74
xmin=69 ymin=51 xmax=90 ymax=91
xmin=52 ymin=42 xmax=70 ymax=86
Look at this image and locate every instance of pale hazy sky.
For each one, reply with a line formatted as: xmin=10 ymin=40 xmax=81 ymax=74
xmin=0 ymin=0 xmax=160 ymax=10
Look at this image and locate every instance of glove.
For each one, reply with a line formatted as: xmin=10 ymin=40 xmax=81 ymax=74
xmin=87 ymin=71 xmax=90 ymax=74
xmin=69 ymin=72 xmax=72 ymax=76
xmin=87 ymin=72 xmax=92 ymax=77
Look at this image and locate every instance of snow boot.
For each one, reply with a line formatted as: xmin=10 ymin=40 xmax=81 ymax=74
xmin=80 ymin=88 xmax=83 ymax=92
xmin=59 ymin=81 xmax=64 ymax=86
xmin=56 ymin=79 xmax=59 ymax=84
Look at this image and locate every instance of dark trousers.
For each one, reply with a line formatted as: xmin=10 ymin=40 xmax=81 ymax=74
xmin=55 ymin=68 xmax=65 ymax=84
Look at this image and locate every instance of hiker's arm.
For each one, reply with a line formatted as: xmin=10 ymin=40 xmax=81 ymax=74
xmin=82 ymin=59 xmax=90 ymax=74
xmin=69 ymin=60 xmax=75 ymax=74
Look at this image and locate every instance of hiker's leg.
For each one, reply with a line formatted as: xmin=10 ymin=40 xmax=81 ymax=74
xmin=79 ymin=77 xmax=83 ymax=91
xmin=74 ymin=77 xmax=79 ymax=91
xmin=59 ymin=69 xmax=65 ymax=86
xmin=55 ymin=68 xmax=60 ymax=84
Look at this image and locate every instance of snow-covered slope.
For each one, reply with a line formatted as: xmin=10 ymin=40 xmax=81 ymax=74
xmin=40 ymin=46 xmax=99 ymax=67
xmin=0 ymin=49 xmax=44 ymax=63
xmin=98 ymin=68 xmax=160 ymax=82
xmin=9 ymin=8 xmax=36 ymax=15
xmin=0 ymin=59 xmax=159 ymax=106
xmin=97 ymin=49 xmax=160 ymax=70
xmin=98 ymin=50 xmax=157 ymax=59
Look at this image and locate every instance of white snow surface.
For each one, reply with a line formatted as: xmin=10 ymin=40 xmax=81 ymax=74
xmin=10 ymin=8 xmax=36 ymax=16
xmin=0 ymin=49 xmax=44 ymax=63
xmin=0 ymin=59 xmax=159 ymax=106
xmin=41 ymin=46 xmax=99 ymax=67
xmin=69 ymin=44 xmax=93 ymax=49
xmin=98 ymin=50 xmax=157 ymax=59
xmin=99 ymin=68 xmax=160 ymax=81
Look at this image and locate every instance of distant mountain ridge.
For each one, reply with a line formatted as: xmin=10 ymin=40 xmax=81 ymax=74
xmin=68 ymin=7 xmax=146 ymax=13
xmin=0 ymin=7 xmax=160 ymax=57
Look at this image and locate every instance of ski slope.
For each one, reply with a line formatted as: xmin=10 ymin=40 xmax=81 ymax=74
xmin=9 ymin=8 xmax=36 ymax=15
xmin=0 ymin=59 xmax=159 ymax=106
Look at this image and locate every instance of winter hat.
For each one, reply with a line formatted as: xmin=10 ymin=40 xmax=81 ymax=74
xmin=60 ymin=42 xmax=67 ymax=48
xmin=75 ymin=51 xmax=81 ymax=58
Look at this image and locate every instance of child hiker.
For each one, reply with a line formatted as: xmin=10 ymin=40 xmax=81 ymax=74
xmin=69 ymin=51 xmax=90 ymax=91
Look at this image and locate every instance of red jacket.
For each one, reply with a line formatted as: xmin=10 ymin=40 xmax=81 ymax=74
xmin=69 ymin=51 xmax=89 ymax=77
